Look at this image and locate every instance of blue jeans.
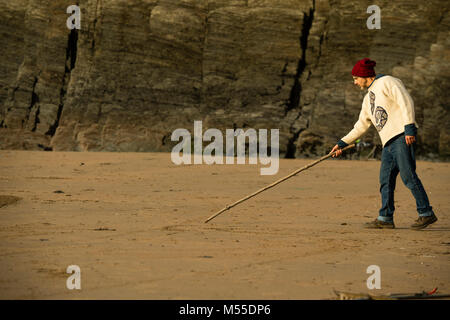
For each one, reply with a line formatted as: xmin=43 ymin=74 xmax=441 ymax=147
xmin=378 ymin=133 xmax=434 ymax=222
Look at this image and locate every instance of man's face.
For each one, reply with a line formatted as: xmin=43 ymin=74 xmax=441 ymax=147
xmin=353 ymin=76 xmax=370 ymax=90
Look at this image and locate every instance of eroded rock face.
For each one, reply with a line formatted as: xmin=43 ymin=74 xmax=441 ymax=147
xmin=0 ymin=0 xmax=448 ymax=159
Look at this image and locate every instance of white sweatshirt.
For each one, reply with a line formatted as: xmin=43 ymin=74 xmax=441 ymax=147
xmin=340 ymin=75 xmax=418 ymax=147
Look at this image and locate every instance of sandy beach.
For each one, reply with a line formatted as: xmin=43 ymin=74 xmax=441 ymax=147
xmin=0 ymin=150 xmax=449 ymax=299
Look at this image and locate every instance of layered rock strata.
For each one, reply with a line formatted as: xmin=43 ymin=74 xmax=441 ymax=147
xmin=0 ymin=0 xmax=448 ymax=158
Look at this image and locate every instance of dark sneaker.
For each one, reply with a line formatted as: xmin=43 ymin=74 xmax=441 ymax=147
xmin=410 ymin=214 xmax=438 ymax=230
xmin=364 ymin=219 xmax=395 ymax=229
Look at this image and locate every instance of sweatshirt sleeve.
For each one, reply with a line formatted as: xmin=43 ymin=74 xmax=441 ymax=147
xmin=340 ymin=99 xmax=372 ymax=145
xmin=388 ymin=82 xmax=416 ymax=130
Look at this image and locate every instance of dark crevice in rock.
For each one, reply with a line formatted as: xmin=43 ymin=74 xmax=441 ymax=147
xmin=318 ymin=32 xmax=324 ymax=63
xmin=46 ymin=29 xmax=78 ymax=137
xmin=161 ymin=134 xmax=168 ymax=146
xmin=25 ymin=76 xmax=39 ymax=130
xmin=37 ymin=143 xmax=52 ymax=151
xmin=284 ymin=1 xmax=315 ymax=158
xmin=46 ymin=101 xmax=63 ymax=136
xmin=91 ymin=0 xmax=103 ymax=53
xmin=31 ymin=105 xmax=40 ymax=132
xmin=68 ymin=29 xmax=78 ymax=70
xmin=285 ymin=2 xmax=315 ymax=115
xmin=91 ymin=29 xmax=96 ymax=53
xmin=285 ymin=127 xmax=306 ymax=159
xmin=279 ymin=61 xmax=288 ymax=92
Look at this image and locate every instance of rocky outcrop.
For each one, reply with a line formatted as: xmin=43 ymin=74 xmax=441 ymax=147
xmin=0 ymin=0 xmax=449 ymax=159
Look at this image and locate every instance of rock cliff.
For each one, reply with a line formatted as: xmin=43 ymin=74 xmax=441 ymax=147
xmin=0 ymin=0 xmax=448 ymax=158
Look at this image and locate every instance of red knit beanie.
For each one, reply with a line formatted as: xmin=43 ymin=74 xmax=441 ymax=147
xmin=352 ymin=58 xmax=376 ymax=77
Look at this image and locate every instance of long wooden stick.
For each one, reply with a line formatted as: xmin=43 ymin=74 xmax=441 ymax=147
xmin=204 ymin=144 xmax=355 ymax=223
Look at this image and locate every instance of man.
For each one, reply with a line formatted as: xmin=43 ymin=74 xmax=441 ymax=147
xmin=330 ymin=58 xmax=437 ymax=230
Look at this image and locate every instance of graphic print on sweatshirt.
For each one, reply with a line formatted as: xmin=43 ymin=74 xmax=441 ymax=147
xmin=369 ymin=91 xmax=375 ymax=115
xmin=374 ymin=106 xmax=388 ymax=131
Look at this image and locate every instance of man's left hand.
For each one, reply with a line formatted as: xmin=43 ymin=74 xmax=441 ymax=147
xmin=405 ymin=135 xmax=416 ymax=145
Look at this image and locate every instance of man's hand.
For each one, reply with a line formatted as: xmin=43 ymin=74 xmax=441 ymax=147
xmin=405 ymin=135 xmax=416 ymax=145
xmin=330 ymin=144 xmax=343 ymax=157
